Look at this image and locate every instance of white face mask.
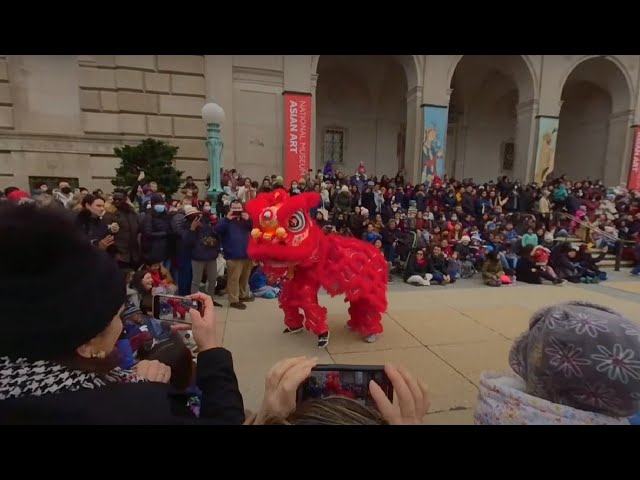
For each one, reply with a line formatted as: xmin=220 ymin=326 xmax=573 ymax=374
xmin=292 ymin=184 xmax=298 ymax=189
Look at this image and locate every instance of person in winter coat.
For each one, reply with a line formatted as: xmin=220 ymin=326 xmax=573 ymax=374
xmin=442 ymin=190 xmax=458 ymax=212
xmin=141 ymin=194 xmax=174 ymax=267
xmin=335 ymin=185 xmax=352 ymax=215
xmin=183 ymin=206 xmax=223 ymax=305
xmin=515 ymin=245 xmax=564 ymax=285
xmin=521 ymin=227 xmax=539 ymax=248
xmin=461 ymin=186 xmax=475 ymax=216
xmin=414 ymin=185 xmax=427 ymax=212
xmin=104 ymin=189 xmax=141 ymax=269
xmin=454 ymin=235 xmax=473 ymax=262
xmin=381 ymin=219 xmax=403 ymax=266
xmin=475 ymin=302 xmax=640 ymax=425
xmin=361 ymin=183 xmax=376 ymax=215
xmin=169 ymin=204 xmax=192 ymax=296
xmin=553 ymin=249 xmax=582 ymax=283
xmin=349 ymin=206 xmax=368 ymax=239
xmin=362 ymin=223 xmax=382 ymax=244
xmin=214 ymin=200 xmax=253 ymax=310
xmin=475 ymin=190 xmax=492 ymax=217
xmin=403 ymin=249 xmax=433 ymax=286
xmin=575 ymin=244 xmax=607 ymax=281
xmin=75 ymin=194 xmax=117 ymax=254
xmin=481 ymin=251 xmax=504 ymax=287
xmin=0 ymin=203 xmax=245 ymax=425
xmin=428 ymin=245 xmax=451 ymax=285
xmin=373 ymin=184 xmax=384 ymax=215
xmin=349 ymin=184 xmax=361 ymax=210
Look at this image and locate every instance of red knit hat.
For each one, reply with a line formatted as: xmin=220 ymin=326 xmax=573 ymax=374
xmin=7 ymin=190 xmax=30 ymax=203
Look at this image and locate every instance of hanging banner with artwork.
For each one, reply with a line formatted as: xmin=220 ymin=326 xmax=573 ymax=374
xmin=283 ymin=92 xmax=312 ymax=188
xmin=421 ymin=105 xmax=448 ymax=185
xmin=627 ymin=126 xmax=640 ymax=191
xmin=533 ymin=116 xmax=559 ymax=184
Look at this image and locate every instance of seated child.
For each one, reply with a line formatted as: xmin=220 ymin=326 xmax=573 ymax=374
xmin=440 ymin=239 xmax=453 ymax=258
xmin=446 ymin=251 xmax=460 ymax=281
xmin=481 ymin=251 xmax=504 ymax=287
xmin=475 ymin=302 xmax=640 ymax=425
xmin=144 ymin=260 xmax=178 ymax=295
xmin=249 ymin=263 xmax=282 ymax=299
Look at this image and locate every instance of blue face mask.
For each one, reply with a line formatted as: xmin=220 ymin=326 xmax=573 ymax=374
xmin=153 ymin=204 xmax=166 ymax=213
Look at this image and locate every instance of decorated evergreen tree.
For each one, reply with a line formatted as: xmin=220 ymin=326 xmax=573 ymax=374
xmin=112 ymin=138 xmax=184 ymax=196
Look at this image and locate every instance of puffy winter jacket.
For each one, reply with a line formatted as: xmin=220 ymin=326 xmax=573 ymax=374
xmin=183 ymin=217 xmax=220 ymax=262
xmin=141 ymin=211 xmax=173 ymax=263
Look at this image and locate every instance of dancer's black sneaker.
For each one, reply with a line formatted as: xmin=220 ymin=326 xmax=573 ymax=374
xmin=318 ymin=331 xmax=330 ymax=348
xmin=213 ymin=300 xmax=223 ymax=307
xmin=283 ymin=326 xmax=303 ymax=334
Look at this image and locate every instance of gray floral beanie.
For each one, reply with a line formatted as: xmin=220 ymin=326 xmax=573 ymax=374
xmin=509 ymin=301 xmax=640 ymax=417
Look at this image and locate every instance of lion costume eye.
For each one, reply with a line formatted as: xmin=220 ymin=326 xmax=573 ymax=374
xmin=287 ymin=211 xmax=306 ymax=233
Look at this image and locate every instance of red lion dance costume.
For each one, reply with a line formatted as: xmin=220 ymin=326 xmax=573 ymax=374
xmin=246 ymin=189 xmax=388 ymax=348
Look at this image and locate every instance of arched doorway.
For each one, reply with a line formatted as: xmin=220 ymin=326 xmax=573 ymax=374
xmin=314 ymin=55 xmax=411 ymax=178
xmin=447 ymin=55 xmax=536 ymax=183
xmin=556 ymin=57 xmax=632 ymax=186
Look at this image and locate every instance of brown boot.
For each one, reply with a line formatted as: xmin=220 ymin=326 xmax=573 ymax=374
xmin=239 ymin=296 xmax=255 ymax=303
xmin=230 ymin=302 xmax=247 ymax=310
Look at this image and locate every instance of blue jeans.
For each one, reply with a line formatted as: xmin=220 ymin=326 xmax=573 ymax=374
xmin=177 ymin=251 xmax=193 ymax=296
xmin=632 ymin=265 xmax=640 ymax=275
xmin=384 ymin=245 xmax=397 ymax=265
xmin=499 ymin=252 xmax=516 ymax=270
xmin=431 ymin=272 xmax=445 ymax=284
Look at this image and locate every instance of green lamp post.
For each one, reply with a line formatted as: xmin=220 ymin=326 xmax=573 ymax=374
xmin=201 ymin=98 xmax=226 ymax=214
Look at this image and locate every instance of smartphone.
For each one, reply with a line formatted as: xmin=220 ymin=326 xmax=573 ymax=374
xmin=297 ymin=364 xmax=393 ymax=408
xmin=151 ymin=294 xmax=204 ymax=325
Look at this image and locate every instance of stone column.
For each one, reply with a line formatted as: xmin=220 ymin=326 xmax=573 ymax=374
xmin=453 ymin=121 xmax=468 ymax=180
xmin=604 ymin=111 xmax=633 ymax=187
xmin=514 ymin=99 xmax=538 ymax=183
xmin=204 ymin=56 xmax=235 ymax=169
xmin=405 ymin=85 xmax=423 ymax=184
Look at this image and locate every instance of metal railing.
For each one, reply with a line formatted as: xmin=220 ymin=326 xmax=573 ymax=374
xmin=557 ymin=211 xmax=635 ymax=271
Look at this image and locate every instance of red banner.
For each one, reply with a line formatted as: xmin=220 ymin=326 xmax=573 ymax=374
xmin=629 ymin=126 xmax=640 ymax=191
xmin=284 ymin=93 xmax=312 ymax=188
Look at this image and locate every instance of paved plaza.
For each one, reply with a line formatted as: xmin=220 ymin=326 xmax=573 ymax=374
xmin=216 ymin=271 xmax=640 ymax=425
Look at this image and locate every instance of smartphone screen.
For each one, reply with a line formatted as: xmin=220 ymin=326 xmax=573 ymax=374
xmin=152 ymin=295 xmax=203 ymax=325
xmin=297 ymin=365 xmax=393 ymax=408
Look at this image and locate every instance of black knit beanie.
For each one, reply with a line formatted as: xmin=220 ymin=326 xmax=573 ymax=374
xmin=0 ymin=203 xmax=126 ymax=359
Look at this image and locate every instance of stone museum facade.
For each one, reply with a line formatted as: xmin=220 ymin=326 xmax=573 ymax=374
xmin=0 ymin=55 xmax=638 ymax=193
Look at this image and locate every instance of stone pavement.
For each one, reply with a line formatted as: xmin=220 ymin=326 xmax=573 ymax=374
xmin=216 ymin=270 xmax=640 ymax=425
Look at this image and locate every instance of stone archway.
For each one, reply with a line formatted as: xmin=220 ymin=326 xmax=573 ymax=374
xmin=313 ymin=55 xmax=421 ymax=180
xmin=447 ymin=55 xmax=537 ymax=182
xmin=556 ymin=56 xmax=633 ymax=186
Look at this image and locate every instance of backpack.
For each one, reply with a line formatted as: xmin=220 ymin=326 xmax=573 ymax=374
xmin=460 ymin=260 xmax=476 ymax=279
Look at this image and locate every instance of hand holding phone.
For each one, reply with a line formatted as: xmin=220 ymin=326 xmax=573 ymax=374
xmin=188 ymin=292 xmax=218 ymax=352
xmin=254 ymin=356 xmax=319 ymax=425
xmin=152 ymin=294 xmax=204 ymax=325
xmin=369 ymin=365 xmax=429 ymax=425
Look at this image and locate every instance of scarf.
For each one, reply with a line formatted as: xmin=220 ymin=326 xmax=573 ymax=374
xmin=0 ymin=357 xmax=144 ymax=401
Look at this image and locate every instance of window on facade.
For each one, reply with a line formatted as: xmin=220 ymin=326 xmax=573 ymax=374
xmin=323 ymin=129 xmax=344 ymax=164
xmin=501 ymin=142 xmax=515 ymax=171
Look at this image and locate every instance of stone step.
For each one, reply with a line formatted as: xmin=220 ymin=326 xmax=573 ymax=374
xmin=600 ymin=259 xmax=634 ymax=268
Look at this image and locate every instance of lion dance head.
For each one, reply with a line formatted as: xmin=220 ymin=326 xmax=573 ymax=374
xmin=245 ymin=189 xmax=322 ymax=268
